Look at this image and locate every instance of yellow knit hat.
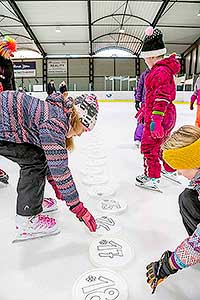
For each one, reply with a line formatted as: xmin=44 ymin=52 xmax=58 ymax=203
xmin=163 ymin=138 xmax=200 ymax=170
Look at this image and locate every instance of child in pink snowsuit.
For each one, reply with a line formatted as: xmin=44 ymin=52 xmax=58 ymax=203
xmin=136 ymin=26 xmax=180 ymax=192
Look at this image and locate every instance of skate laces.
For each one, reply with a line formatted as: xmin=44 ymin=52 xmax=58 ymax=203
xmin=30 ymin=214 xmax=56 ymax=228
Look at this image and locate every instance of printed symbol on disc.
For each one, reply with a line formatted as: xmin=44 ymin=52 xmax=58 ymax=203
xmin=88 ymin=185 xmax=117 ymax=199
xmin=72 ymin=268 xmax=128 ymax=300
xmin=92 ymin=215 xmax=122 ymax=236
xmin=89 ymin=238 xmax=133 ymax=269
xmin=81 ymin=167 xmax=104 ymax=176
xmin=97 ymin=198 xmax=127 ymax=214
xmin=86 ymin=159 xmax=106 ymax=167
xmin=82 ymin=174 xmax=109 ymax=186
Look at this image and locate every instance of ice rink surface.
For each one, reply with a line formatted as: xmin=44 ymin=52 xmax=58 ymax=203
xmin=0 ymin=102 xmax=199 ymax=300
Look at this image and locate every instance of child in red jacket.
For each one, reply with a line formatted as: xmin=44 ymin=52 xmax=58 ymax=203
xmin=135 ymin=27 xmax=181 ymax=192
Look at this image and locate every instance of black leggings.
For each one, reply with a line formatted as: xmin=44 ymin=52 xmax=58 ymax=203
xmin=179 ymin=188 xmax=200 ymax=236
xmin=0 ymin=141 xmax=48 ymax=216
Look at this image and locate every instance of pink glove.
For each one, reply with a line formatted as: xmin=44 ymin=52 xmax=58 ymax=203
xmin=70 ymin=202 xmax=96 ymax=232
xmin=190 ymin=94 xmax=197 ymax=110
xmin=150 ymin=115 xmax=164 ymax=139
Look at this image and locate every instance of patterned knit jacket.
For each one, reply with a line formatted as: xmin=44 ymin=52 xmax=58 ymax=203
xmin=0 ymin=90 xmax=79 ymax=206
xmin=171 ymin=172 xmax=200 ymax=269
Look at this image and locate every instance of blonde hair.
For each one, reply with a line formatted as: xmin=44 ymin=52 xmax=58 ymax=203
xmin=162 ymin=125 xmax=200 ymax=151
xmin=66 ymin=105 xmax=83 ymax=151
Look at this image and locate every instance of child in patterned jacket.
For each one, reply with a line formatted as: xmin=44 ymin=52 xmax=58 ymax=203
xmin=146 ymin=125 xmax=200 ymax=293
xmin=0 ymin=91 xmax=98 ymax=241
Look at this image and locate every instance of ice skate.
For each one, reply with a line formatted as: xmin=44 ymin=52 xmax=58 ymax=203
xmin=135 ymin=177 xmax=163 ymax=193
xmin=0 ymin=169 xmax=9 ymax=185
xmin=13 ymin=214 xmax=60 ymax=242
xmin=42 ymin=197 xmax=58 ymax=213
xmin=136 ymin=174 xmax=150 ymax=184
xmin=134 ymin=140 xmax=140 ymax=149
xmin=161 ymin=170 xmax=181 ymax=184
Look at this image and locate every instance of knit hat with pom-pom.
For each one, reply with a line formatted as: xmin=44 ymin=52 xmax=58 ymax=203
xmin=0 ymin=36 xmax=17 ymax=59
xmin=140 ymin=26 xmax=166 ymax=58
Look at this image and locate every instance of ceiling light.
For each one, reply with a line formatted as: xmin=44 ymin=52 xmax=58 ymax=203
xmin=198 ymin=10 xmax=200 ymax=16
xmin=119 ymin=28 xmax=125 ymax=34
xmin=56 ymin=26 xmax=61 ymax=33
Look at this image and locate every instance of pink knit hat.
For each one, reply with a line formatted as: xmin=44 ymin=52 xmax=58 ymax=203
xmin=74 ymin=94 xmax=99 ymax=131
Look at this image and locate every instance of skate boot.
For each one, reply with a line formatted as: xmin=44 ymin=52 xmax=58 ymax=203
xmin=13 ymin=214 xmax=60 ymax=242
xmin=135 ymin=177 xmax=163 ymax=193
xmin=0 ymin=169 xmax=9 ymax=185
xmin=134 ymin=140 xmax=141 ymax=149
xmin=136 ymin=174 xmax=150 ymax=184
xmin=42 ymin=198 xmax=58 ymax=213
xmin=161 ymin=170 xmax=181 ymax=184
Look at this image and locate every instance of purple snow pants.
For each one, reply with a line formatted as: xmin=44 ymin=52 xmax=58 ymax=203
xmin=134 ymin=123 xmax=144 ymax=142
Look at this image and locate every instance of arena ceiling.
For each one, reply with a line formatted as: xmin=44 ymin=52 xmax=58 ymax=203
xmin=0 ymin=0 xmax=200 ymax=57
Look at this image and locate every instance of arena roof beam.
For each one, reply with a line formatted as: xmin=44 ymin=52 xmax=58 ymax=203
xmin=92 ymin=14 xmax=150 ymax=25
xmin=151 ymin=0 xmax=171 ymax=27
xmin=7 ymin=0 xmax=46 ymax=57
xmin=117 ymin=0 xmax=129 ymax=45
xmin=87 ymin=0 xmax=93 ymax=55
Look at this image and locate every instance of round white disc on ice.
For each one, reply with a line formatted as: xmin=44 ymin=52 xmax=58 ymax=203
xmin=89 ymin=238 xmax=133 ymax=269
xmin=86 ymin=159 xmax=106 ymax=167
xmin=87 ymin=152 xmax=106 ymax=159
xmin=82 ymin=174 xmax=109 ymax=185
xmin=92 ymin=215 xmax=122 ymax=236
xmin=88 ymin=185 xmax=117 ymax=199
xmin=72 ymin=268 xmax=128 ymax=300
xmin=97 ymin=198 xmax=127 ymax=214
xmin=81 ymin=167 xmax=104 ymax=176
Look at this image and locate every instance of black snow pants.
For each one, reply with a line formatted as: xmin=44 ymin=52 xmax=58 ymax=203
xmin=0 ymin=141 xmax=48 ymax=216
xmin=179 ymin=188 xmax=200 ymax=236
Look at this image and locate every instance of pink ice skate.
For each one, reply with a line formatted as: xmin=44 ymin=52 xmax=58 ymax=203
xmin=13 ymin=214 xmax=60 ymax=242
xmin=0 ymin=169 xmax=9 ymax=185
xmin=42 ymin=197 xmax=58 ymax=213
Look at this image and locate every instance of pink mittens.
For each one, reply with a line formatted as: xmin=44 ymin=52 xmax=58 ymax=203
xmin=150 ymin=115 xmax=164 ymax=139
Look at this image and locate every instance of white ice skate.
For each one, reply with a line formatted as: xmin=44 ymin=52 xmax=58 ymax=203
xmin=134 ymin=140 xmax=140 ymax=149
xmin=136 ymin=174 xmax=150 ymax=184
xmin=13 ymin=214 xmax=60 ymax=242
xmin=161 ymin=170 xmax=181 ymax=184
xmin=42 ymin=198 xmax=58 ymax=213
xmin=135 ymin=176 xmax=163 ymax=193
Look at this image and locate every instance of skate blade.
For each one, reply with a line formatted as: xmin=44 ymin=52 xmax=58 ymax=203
xmin=135 ymin=183 xmax=163 ymax=193
xmin=12 ymin=229 xmax=60 ymax=243
xmin=161 ymin=174 xmax=181 ymax=185
xmin=42 ymin=206 xmax=58 ymax=213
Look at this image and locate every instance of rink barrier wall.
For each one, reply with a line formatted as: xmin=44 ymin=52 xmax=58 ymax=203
xmin=27 ymin=91 xmax=193 ymax=104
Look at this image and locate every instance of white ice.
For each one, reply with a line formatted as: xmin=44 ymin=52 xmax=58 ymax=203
xmin=0 ymin=102 xmax=198 ymax=300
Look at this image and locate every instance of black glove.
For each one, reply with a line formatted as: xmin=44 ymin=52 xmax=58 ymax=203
xmin=146 ymin=250 xmax=178 ymax=294
xmin=135 ymin=100 xmax=141 ymax=111
xmin=190 ymin=102 xmax=194 ymax=110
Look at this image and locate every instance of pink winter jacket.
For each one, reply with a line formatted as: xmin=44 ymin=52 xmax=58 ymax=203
xmin=144 ymin=55 xmax=180 ymax=126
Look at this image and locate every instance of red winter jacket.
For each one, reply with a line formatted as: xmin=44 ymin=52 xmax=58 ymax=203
xmin=144 ymin=55 xmax=180 ymax=127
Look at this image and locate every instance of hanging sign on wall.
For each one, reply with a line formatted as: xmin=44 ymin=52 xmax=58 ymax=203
xmin=47 ymin=60 xmax=67 ymax=74
xmin=13 ymin=62 xmax=36 ymax=77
